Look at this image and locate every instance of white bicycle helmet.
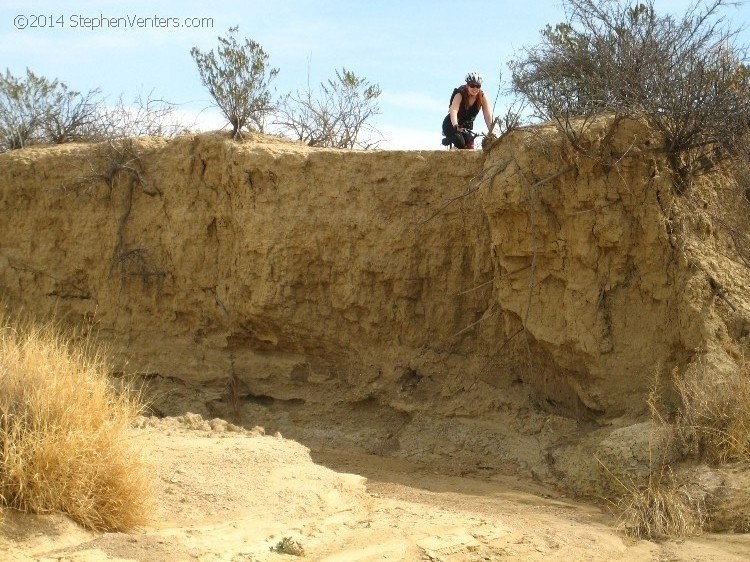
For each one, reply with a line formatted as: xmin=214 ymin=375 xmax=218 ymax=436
xmin=465 ymin=71 xmax=483 ymax=86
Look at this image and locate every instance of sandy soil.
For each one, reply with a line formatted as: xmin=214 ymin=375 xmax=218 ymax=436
xmin=2 ymin=416 xmax=749 ymax=562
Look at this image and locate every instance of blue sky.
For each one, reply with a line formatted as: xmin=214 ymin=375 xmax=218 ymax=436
xmin=1 ymin=0 xmax=748 ymax=149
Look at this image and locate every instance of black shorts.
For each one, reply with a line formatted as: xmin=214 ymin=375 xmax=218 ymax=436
xmin=442 ymin=115 xmax=474 ymax=149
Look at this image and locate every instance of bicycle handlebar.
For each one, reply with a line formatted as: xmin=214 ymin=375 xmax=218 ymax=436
xmin=457 ymin=128 xmax=485 ymax=139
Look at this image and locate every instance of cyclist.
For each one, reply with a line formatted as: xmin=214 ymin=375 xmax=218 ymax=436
xmin=442 ymin=72 xmax=494 ymax=149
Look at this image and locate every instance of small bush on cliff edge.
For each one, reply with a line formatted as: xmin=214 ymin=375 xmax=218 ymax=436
xmin=0 ymin=67 xmax=187 ymax=152
xmin=191 ymin=26 xmax=279 ymax=139
xmin=0 ymin=313 xmax=150 ymax=531
xmin=0 ymin=68 xmax=101 ymax=150
xmin=511 ymin=0 xmax=750 ymax=192
xmin=274 ymin=67 xmax=383 ymax=149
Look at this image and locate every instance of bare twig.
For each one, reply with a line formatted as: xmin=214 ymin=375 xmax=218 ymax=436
xmin=453 ymin=264 xmax=533 ymax=296
xmin=449 ymin=307 xmax=500 ymax=339
xmin=418 ymin=185 xmax=480 ymax=225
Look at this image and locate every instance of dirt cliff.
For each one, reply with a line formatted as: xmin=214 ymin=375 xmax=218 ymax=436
xmin=1 ymin=124 xmax=747 ymax=498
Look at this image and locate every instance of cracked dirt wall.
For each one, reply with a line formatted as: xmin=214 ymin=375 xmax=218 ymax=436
xmin=0 ymin=134 xmax=501 ymax=413
xmin=479 ymin=120 xmax=724 ymax=419
xmin=1 ymin=126 xmax=746 ymax=491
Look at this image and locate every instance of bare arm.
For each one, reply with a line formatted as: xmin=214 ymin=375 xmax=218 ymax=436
xmin=449 ymin=93 xmax=463 ymax=129
xmin=482 ymin=92 xmax=493 ymax=130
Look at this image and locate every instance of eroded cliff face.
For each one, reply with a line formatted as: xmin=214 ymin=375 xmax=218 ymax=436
xmin=1 ymin=126 xmax=745 ymax=488
xmin=481 ymin=121 xmax=705 ymax=418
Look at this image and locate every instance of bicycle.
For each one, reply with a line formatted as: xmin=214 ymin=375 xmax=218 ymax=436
xmin=441 ymin=129 xmax=485 ymax=150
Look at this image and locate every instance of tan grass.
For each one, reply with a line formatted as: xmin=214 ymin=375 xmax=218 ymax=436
xmin=605 ymin=375 xmax=706 ymax=540
xmin=0 ymin=314 xmax=150 ymax=531
xmin=674 ymin=360 xmax=750 ymax=464
xmin=610 ymin=360 xmax=750 ymax=539
xmin=614 ymin=466 xmax=706 ymax=539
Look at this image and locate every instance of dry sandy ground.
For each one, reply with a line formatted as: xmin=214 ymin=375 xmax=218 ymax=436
xmin=2 ymin=416 xmax=749 ymax=562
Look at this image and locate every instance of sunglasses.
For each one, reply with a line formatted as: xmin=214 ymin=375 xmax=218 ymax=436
xmin=467 ymin=83 xmax=481 ymax=89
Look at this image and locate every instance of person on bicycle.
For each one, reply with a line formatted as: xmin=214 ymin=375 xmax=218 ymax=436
xmin=442 ymin=72 xmax=494 ymax=149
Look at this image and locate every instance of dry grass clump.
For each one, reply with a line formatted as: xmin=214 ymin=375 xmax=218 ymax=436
xmin=610 ymin=361 xmax=750 ymax=539
xmin=606 ymin=382 xmax=704 ymax=539
xmin=674 ymin=361 xmax=750 ymax=464
xmin=0 ymin=314 xmax=150 ymax=531
xmin=614 ymin=467 xmax=706 ymax=539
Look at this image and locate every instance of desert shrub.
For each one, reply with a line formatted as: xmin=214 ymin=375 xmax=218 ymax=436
xmin=674 ymin=361 xmax=750 ymax=464
xmin=511 ymin=0 xmax=750 ymax=191
xmin=0 ymin=68 xmax=102 ymax=150
xmin=274 ymin=67 xmax=383 ymax=149
xmin=92 ymin=90 xmax=186 ymax=141
xmin=40 ymin=83 xmax=102 ymax=144
xmin=191 ymin=26 xmax=279 ymax=138
xmin=0 ymin=314 xmax=150 ymax=531
xmin=0 ymin=68 xmax=187 ymax=152
xmin=0 ymin=68 xmax=56 ymax=149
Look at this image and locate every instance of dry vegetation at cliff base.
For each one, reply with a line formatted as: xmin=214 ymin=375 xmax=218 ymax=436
xmin=614 ymin=359 xmax=750 ymax=539
xmin=0 ymin=314 xmax=150 ymax=531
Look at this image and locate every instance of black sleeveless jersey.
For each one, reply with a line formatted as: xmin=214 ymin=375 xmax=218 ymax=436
xmin=449 ymin=85 xmax=481 ymax=129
